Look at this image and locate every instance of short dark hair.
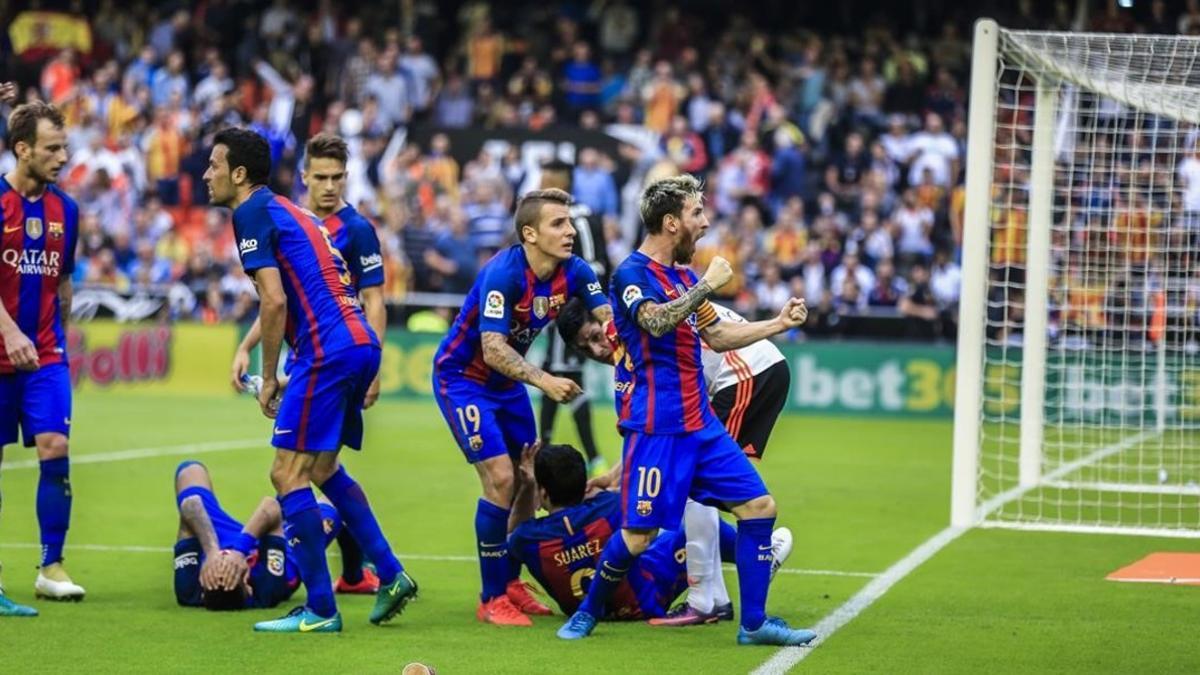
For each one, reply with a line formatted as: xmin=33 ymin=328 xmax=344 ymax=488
xmin=639 ymin=175 xmax=703 ymax=235
xmin=534 ymin=444 xmax=587 ymax=508
xmin=213 ymin=127 xmax=271 ymax=187
xmin=556 ymin=298 xmax=591 ymax=350
xmin=7 ymin=101 xmax=65 ymax=150
xmin=202 ymin=586 xmax=247 ymax=611
xmin=514 ymin=188 xmax=572 ymax=242
xmin=540 ymin=159 xmax=574 ymax=191
xmin=305 ymin=132 xmax=349 ymax=167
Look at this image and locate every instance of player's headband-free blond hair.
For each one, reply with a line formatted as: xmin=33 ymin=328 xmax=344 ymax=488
xmin=639 ymin=175 xmax=703 ymax=235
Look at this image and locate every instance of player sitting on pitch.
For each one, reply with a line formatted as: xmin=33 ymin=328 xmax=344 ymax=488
xmin=507 ymin=444 xmax=791 ymax=620
xmin=173 ymin=460 xmax=348 ymax=611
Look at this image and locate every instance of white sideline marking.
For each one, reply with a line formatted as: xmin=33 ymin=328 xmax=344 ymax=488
xmin=753 ymin=431 xmax=1156 ymax=674
xmin=0 ymin=543 xmax=878 ymax=578
xmin=1 ymin=439 xmax=262 ymax=471
xmin=750 ymin=526 xmax=965 ymax=674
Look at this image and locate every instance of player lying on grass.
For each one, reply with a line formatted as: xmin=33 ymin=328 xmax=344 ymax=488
xmin=173 ymin=460 xmax=343 ymax=610
xmin=557 ymin=298 xmax=792 ymax=626
xmin=507 ymin=444 xmax=792 ymax=620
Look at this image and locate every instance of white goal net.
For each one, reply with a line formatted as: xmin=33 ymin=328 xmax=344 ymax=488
xmin=952 ymin=21 xmax=1200 ymax=537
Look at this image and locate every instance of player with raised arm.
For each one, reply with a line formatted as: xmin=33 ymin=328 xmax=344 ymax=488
xmin=172 ymin=460 xmax=344 ymax=612
xmin=556 ymin=175 xmax=815 ymax=646
xmin=557 ymin=297 xmax=793 ymax=625
xmin=507 ymin=443 xmax=792 ymax=620
xmin=432 ymin=188 xmax=612 ymax=626
xmin=229 ymin=132 xmax=385 ymax=594
xmin=0 ymin=99 xmax=83 ymax=616
xmin=204 ymin=127 xmax=415 ymax=633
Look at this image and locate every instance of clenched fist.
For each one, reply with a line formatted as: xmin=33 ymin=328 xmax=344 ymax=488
xmin=778 ymin=297 xmax=808 ymax=328
xmin=702 ymin=256 xmax=734 ymax=292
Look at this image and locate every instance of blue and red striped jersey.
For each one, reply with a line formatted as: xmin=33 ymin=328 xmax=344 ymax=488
xmin=609 ymin=251 xmax=721 ymax=434
xmin=508 ymin=491 xmax=686 ymax=619
xmin=323 ymin=204 xmax=384 ymax=291
xmin=0 ymin=178 xmax=78 ymax=374
xmin=232 ymin=188 xmax=377 ymax=362
xmin=434 ymin=244 xmax=606 ymax=390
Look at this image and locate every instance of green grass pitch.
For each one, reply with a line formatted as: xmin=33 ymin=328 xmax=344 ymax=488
xmin=0 ymin=393 xmax=1194 ymax=673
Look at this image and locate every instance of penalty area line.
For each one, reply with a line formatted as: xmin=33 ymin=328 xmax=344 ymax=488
xmin=1 ymin=439 xmax=263 ymax=471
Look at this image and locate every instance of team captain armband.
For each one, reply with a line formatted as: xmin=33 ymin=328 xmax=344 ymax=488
xmin=695 ymin=302 xmax=720 ymax=330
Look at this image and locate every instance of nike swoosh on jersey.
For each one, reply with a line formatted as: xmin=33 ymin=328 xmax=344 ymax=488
xmin=298 ymin=617 xmax=337 ymax=632
xmin=3 ymin=225 xmax=20 ymax=233
xmin=274 ymin=428 xmax=293 ymax=435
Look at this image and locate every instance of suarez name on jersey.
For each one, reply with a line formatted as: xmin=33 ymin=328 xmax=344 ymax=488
xmin=609 ymin=251 xmax=721 ymax=434
xmin=434 ymin=244 xmax=605 ymax=390
xmin=0 ymin=178 xmax=78 ymax=373
xmin=232 ymin=188 xmax=376 ymax=361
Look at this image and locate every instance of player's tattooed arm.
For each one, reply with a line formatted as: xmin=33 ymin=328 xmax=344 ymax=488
xmin=242 ymin=496 xmax=283 ymax=539
xmin=482 ymin=332 xmax=583 ymax=403
xmin=508 ymin=442 xmax=541 ymax=534
xmin=481 ymin=331 xmax=548 ymax=386
xmin=179 ymin=495 xmax=222 ymax=558
xmin=635 ymin=280 xmax=715 ymax=337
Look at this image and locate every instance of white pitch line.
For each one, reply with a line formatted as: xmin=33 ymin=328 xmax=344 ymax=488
xmin=752 ymin=431 xmax=1156 ymax=674
xmin=0 ymin=543 xmax=879 ymax=578
xmin=1 ymin=439 xmax=262 ymax=471
xmin=750 ymin=526 xmax=965 ymax=675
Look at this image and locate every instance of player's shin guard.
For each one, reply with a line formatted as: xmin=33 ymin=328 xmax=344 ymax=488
xmin=279 ymin=489 xmax=337 ymax=618
xmin=475 ymin=498 xmax=512 ymax=601
xmin=578 ymin=531 xmax=634 ymax=618
xmin=37 ymin=458 xmax=71 ymax=567
xmin=735 ymin=517 xmax=776 ymax=632
xmin=319 ymin=467 xmax=403 ymax=584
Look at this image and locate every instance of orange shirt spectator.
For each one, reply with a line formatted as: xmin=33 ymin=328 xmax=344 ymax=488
xmin=145 ymin=112 xmax=185 ymax=182
xmin=990 ymin=203 xmax=1026 ymax=267
xmin=41 ymin=51 xmax=79 ymax=104
xmin=641 ymin=62 xmax=684 ymax=134
xmin=467 ymin=22 xmax=504 ymax=82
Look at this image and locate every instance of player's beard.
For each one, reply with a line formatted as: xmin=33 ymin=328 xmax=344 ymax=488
xmin=673 ymin=234 xmax=697 ymax=265
xmin=30 ymin=163 xmax=61 ymax=185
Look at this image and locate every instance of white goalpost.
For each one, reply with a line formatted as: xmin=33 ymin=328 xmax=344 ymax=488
xmin=952 ymin=19 xmax=1200 ymax=537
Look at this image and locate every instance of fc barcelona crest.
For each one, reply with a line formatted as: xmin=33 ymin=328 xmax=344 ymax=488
xmin=48 ymin=221 xmax=63 ymax=239
xmin=533 ymin=296 xmax=549 ymax=319
xmin=25 ymin=218 xmax=42 ymax=239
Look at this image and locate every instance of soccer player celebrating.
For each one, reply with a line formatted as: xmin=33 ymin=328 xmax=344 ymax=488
xmin=508 ymin=443 xmax=792 ymax=620
xmin=557 ymin=298 xmax=792 ymax=625
xmin=556 ymin=175 xmax=815 ymax=646
xmin=230 ymin=132 xmax=385 ymax=594
xmin=172 ymin=460 xmax=343 ymax=611
xmin=0 ymin=100 xmax=83 ymax=616
xmin=432 ymin=188 xmax=611 ymax=626
xmin=204 ymin=127 xmax=415 ymax=633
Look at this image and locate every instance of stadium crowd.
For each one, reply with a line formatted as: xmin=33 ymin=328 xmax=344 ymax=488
xmin=1 ymin=0 xmax=1194 ymax=341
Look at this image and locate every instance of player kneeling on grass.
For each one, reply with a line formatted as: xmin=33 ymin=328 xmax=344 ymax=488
xmin=173 ymin=460 xmax=377 ymax=610
xmin=558 ymin=298 xmax=793 ymax=626
xmin=507 ymin=444 xmax=792 ymax=621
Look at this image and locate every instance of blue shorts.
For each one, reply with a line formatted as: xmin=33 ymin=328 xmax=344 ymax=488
xmin=173 ymin=483 xmax=339 ymax=609
xmin=273 ymin=345 xmax=380 ymax=452
xmin=619 ymin=421 xmax=768 ymax=530
xmin=0 ymin=363 xmax=72 ymax=448
xmin=432 ymin=373 xmax=537 ymax=464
